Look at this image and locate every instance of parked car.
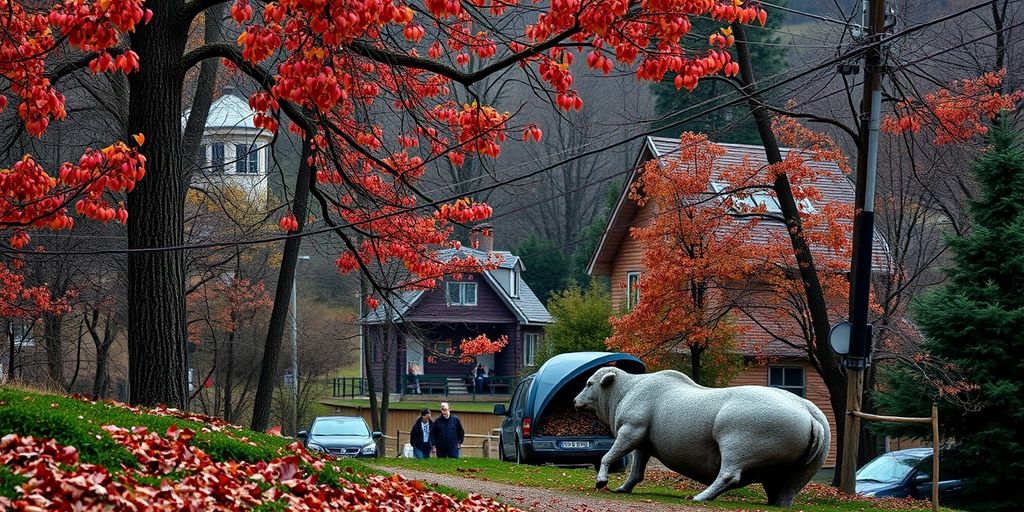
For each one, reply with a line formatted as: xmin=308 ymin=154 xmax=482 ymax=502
xmin=856 ymin=447 xmax=964 ymax=500
xmin=494 ymin=351 xmax=646 ymax=470
xmin=297 ymin=416 xmax=382 ymax=458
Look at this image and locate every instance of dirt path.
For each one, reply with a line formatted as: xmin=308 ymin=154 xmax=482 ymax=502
xmin=378 ymin=466 xmax=705 ymax=512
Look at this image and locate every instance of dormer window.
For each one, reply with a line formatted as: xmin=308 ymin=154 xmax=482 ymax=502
xmin=711 ymin=182 xmax=815 ymax=214
xmin=446 ymin=281 xmax=477 ymax=306
xmin=511 ymin=269 xmax=520 ymax=298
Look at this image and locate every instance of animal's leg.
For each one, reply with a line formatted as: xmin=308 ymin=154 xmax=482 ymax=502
xmin=692 ymin=466 xmax=742 ymax=502
xmin=596 ymin=424 xmax=645 ymax=490
xmin=614 ymin=448 xmax=651 ymax=493
xmin=763 ymin=477 xmax=798 ymax=507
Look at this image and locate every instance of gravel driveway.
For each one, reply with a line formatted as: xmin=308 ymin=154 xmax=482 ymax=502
xmin=378 ymin=466 xmax=706 ymax=512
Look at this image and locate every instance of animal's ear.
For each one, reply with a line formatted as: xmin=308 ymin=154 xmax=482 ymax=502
xmin=600 ymin=371 xmax=616 ymax=387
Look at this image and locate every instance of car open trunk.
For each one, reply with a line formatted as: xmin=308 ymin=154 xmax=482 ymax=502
xmin=530 ymin=352 xmax=646 ymax=439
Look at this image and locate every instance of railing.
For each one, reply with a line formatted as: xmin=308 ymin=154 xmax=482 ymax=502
xmin=332 ymin=377 xmax=367 ymax=399
xmin=331 ymin=375 xmax=517 ymax=398
xmin=400 ymin=374 xmax=517 ymax=397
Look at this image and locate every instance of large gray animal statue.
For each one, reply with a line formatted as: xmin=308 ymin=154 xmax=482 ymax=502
xmin=574 ymin=367 xmax=829 ymax=507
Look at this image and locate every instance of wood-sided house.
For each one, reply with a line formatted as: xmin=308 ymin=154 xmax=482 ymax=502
xmin=588 ymin=136 xmax=892 ymax=467
xmin=361 ymin=231 xmax=553 ymax=396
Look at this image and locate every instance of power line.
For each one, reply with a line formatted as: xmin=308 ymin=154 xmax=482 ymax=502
xmin=4 ymin=0 xmax=1003 ymax=258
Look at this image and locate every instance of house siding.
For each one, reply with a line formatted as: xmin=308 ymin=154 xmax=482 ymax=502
xmin=405 ymin=275 xmax=518 ymax=324
xmin=609 ymin=199 xmax=657 ymax=312
xmin=730 ymin=362 xmax=837 ymax=468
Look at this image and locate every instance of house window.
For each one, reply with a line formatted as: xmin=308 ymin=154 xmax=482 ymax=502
xmin=511 ymin=270 xmax=520 ymax=298
xmin=769 ymin=366 xmax=805 ymax=397
xmin=446 ymin=282 xmax=477 ymax=306
xmin=711 ymin=182 xmax=814 ymax=214
xmin=210 ymin=143 xmax=225 ymax=173
xmin=7 ymin=320 xmax=35 ymax=348
xmin=626 ymin=272 xmax=641 ymax=310
xmin=234 ymin=144 xmax=260 ymax=174
xmin=523 ymin=333 xmax=538 ymax=366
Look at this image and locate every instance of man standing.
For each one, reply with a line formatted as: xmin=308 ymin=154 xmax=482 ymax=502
xmin=409 ymin=408 xmax=433 ymax=458
xmin=431 ymin=401 xmax=464 ymax=458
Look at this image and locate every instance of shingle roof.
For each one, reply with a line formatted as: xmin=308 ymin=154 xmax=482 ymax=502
xmin=360 ymin=248 xmax=552 ymax=325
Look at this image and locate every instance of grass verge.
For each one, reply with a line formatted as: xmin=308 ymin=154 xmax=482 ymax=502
xmin=373 ymin=456 xmax=966 ymax=512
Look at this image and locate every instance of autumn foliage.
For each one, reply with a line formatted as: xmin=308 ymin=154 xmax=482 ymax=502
xmin=608 ymin=122 xmax=853 ymax=377
xmin=0 ymin=397 xmax=521 ymax=511
xmin=881 ymin=70 xmax=1023 ymax=145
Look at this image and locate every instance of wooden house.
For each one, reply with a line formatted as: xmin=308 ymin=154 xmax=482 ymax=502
xmin=587 ymin=136 xmax=892 ymax=467
xmin=361 ymin=229 xmax=553 ymax=397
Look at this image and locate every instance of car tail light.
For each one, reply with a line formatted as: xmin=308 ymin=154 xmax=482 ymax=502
xmin=522 ymin=417 xmax=532 ymax=438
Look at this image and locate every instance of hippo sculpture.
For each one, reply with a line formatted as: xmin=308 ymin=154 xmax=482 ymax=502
xmin=573 ymin=367 xmax=829 ymax=507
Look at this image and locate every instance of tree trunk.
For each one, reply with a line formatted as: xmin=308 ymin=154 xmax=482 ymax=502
xmin=126 ymin=2 xmax=189 ymax=407
xmin=43 ymin=312 xmax=64 ymax=388
xmin=86 ymin=309 xmax=115 ymax=399
xmin=251 ymin=139 xmax=314 ymax=431
xmin=689 ymin=345 xmax=703 ymax=385
xmin=732 ymin=22 xmax=849 ymax=484
xmin=223 ymin=327 xmax=235 ymax=421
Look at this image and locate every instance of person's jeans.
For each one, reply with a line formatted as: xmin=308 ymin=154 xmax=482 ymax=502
xmin=413 ymin=446 xmax=430 ymax=459
xmin=436 ymin=447 xmax=460 ymax=459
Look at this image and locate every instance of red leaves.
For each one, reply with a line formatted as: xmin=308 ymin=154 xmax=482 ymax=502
xmin=882 ymin=69 xmax=1024 ymax=144
xmin=522 ymin=124 xmax=543 ymax=142
xmin=278 ymin=212 xmax=299 ymax=231
xmin=1 ymin=417 xmax=524 ymax=511
xmin=457 ymin=334 xmax=510 ymax=363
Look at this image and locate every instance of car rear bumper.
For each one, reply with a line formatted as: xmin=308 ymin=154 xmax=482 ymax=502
xmin=521 ymin=437 xmax=615 ymax=464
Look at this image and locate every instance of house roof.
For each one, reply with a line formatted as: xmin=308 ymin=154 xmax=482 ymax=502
xmin=587 ymin=136 xmax=892 ymax=276
xmin=361 ymin=247 xmax=553 ymax=326
xmin=181 ymin=94 xmax=271 ymax=137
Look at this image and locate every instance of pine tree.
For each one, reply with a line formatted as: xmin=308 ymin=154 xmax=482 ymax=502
xmin=873 ymin=124 xmax=1024 ymax=511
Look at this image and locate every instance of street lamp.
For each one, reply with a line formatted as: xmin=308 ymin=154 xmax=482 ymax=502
xmin=290 ymin=255 xmax=311 ymax=434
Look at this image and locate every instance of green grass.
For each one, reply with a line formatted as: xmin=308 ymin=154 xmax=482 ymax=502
xmin=0 ymin=386 xmax=473 ymax=504
xmin=324 ymin=398 xmax=501 ymax=414
xmin=373 ymin=457 xmax=965 ymax=512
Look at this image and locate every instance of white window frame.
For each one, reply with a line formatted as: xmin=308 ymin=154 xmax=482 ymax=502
xmin=446 ymin=281 xmax=478 ymax=306
xmin=510 ymin=269 xmax=520 ymax=298
xmin=711 ymin=181 xmax=814 ymax=214
xmin=768 ymin=365 xmax=806 ymax=398
xmin=523 ymin=332 xmax=538 ymax=367
xmin=626 ymin=271 xmax=641 ymax=310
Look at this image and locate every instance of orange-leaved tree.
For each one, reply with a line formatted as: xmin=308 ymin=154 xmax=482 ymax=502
xmin=609 ymin=120 xmax=854 ymax=385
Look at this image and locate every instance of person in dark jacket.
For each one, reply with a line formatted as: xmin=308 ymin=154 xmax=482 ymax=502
xmin=431 ymin=401 xmax=465 ymax=458
xmin=410 ymin=408 xmax=433 ymax=459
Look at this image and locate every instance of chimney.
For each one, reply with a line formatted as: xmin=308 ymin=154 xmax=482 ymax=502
xmin=469 ymin=223 xmax=494 ymax=253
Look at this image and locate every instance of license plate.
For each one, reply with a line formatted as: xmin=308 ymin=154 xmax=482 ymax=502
xmin=560 ymin=441 xmax=591 ymax=449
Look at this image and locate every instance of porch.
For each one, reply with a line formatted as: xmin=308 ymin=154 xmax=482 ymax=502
xmin=332 ymin=375 xmax=518 ymax=399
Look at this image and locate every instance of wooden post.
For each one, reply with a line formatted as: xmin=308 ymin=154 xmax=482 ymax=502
xmin=482 ymin=436 xmax=490 ymax=459
xmin=840 ymin=368 xmax=865 ymax=493
xmin=931 ymin=404 xmax=939 ymax=512
xmin=396 ymin=429 xmax=400 ymax=458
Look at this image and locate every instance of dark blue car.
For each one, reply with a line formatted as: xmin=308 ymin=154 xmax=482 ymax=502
xmin=493 ymin=352 xmax=645 ymax=469
xmin=856 ymin=448 xmax=964 ymax=500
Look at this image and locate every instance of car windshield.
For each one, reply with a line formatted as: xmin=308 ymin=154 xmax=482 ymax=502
xmin=310 ymin=418 xmax=370 ymax=436
xmin=857 ymin=452 xmax=920 ymax=483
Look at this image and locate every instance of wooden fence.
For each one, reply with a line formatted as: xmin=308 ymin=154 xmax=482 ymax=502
xmin=377 ymin=428 xmax=504 ymax=458
xmin=850 ymin=405 xmax=940 ymax=512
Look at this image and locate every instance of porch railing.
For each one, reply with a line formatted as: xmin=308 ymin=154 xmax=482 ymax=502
xmin=330 ymin=375 xmax=517 ymax=398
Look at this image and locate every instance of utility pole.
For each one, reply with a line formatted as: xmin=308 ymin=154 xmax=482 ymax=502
xmin=290 ymin=255 xmax=311 ymax=434
xmin=842 ymin=0 xmax=888 ymax=494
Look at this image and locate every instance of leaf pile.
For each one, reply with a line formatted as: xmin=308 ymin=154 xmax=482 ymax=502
xmin=0 ymin=424 xmax=522 ymax=511
xmin=537 ymin=403 xmax=610 ymax=437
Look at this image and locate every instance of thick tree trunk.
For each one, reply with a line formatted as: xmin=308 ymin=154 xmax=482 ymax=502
xmin=126 ymin=3 xmax=189 ymax=407
xmin=250 ymin=139 xmax=314 ymax=431
xmin=731 ymin=22 xmax=849 ymax=483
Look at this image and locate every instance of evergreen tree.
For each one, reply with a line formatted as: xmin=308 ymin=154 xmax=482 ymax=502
xmin=649 ymin=6 xmax=787 ymax=144
xmin=517 ymin=234 xmax=568 ymax=305
xmin=873 ymin=124 xmax=1024 ymax=511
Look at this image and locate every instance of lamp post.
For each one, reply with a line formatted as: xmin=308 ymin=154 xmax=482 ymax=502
xmin=290 ymin=255 xmax=311 ymax=434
